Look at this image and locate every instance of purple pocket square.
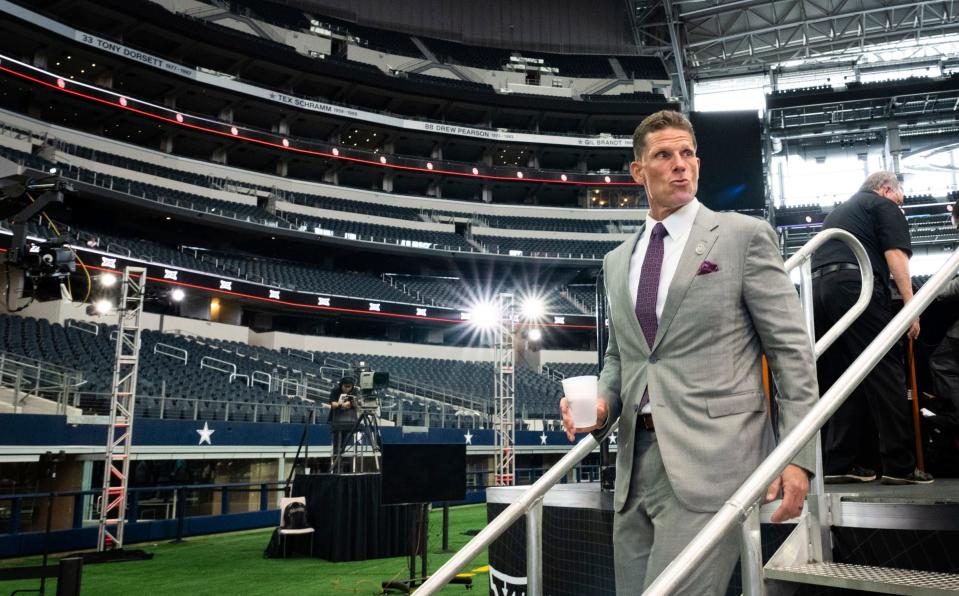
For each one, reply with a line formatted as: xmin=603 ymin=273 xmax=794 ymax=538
xmin=697 ymin=260 xmax=719 ymax=275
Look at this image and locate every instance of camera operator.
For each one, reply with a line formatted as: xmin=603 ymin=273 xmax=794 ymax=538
xmin=328 ymin=377 xmax=358 ymax=471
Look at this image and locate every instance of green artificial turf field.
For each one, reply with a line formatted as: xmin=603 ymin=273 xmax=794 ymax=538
xmin=0 ymin=504 xmax=489 ymax=595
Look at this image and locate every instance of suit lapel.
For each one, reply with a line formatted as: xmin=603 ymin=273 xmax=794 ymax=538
xmin=652 ymin=206 xmax=720 ymax=352
xmin=611 ymin=224 xmax=650 ymax=356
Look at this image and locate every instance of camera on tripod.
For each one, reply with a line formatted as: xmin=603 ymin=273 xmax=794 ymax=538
xmin=353 ymin=361 xmax=389 ymax=412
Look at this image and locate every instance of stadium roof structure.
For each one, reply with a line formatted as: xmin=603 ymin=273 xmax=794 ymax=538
xmin=630 ymin=0 xmax=959 ymax=100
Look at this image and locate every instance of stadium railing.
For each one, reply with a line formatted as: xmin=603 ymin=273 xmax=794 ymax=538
xmin=0 ymin=351 xmax=85 ymax=416
xmin=0 ymin=465 xmax=601 ymax=557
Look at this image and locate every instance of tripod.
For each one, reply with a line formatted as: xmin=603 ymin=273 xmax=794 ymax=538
xmin=332 ymin=408 xmax=381 ymax=473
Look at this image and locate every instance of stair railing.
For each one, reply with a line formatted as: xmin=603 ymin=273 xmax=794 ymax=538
xmin=647 ymin=243 xmax=959 ymax=595
xmin=414 ymin=228 xmax=902 ymax=595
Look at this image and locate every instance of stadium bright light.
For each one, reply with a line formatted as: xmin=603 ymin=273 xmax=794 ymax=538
xmin=171 ymin=288 xmax=186 ymax=302
xmin=99 ymin=273 xmax=117 ymax=287
xmin=528 ymin=328 xmax=542 ymax=342
xmin=467 ymin=300 xmax=499 ymax=330
xmin=94 ymin=299 xmax=113 ymax=315
xmin=520 ymin=296 xmax=546 ymax=321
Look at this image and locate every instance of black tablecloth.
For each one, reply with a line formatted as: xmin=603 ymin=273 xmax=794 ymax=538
xmin=291 ymin=473 xmax=415 ymax=561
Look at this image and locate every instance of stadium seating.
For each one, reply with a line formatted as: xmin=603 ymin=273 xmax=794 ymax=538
xmin=216 ymin=255 xmax=417 ymax=302
xmin=477 ymin=236 xmax=620 ymax=257
xmin=281 ymin=212 xmax=474 ymax=250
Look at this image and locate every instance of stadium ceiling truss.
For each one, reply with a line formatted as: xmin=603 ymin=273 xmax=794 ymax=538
xmin=631 ymin=1 xmax=959 ymax=99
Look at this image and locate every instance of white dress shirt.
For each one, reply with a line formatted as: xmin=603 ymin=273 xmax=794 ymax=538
xmin=628 ymin=197 xmax=700 ymax=412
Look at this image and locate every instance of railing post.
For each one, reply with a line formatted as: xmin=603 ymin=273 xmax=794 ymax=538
xmin=220 ymin=486 xmax=230 ymax=515
xmin=526 ymin=496 xmax=544 ymax=596
xmin=13 ymin=369 xmax=22 ymax=413
xmin=127 ymin=491 xmax=140 ymax=522
xmin=73 ymin=493 xmax=84 ymax=529
xmin=172 ymin=487 xmax=186 ymax=543
xmin=798 ymin=257 xmax=830 ymax=564
xmin=10 ymin=497 xmax=20 ymax=534
xmin=260 ymin=483 xmax=269 ymax=511
xmin=739 ymin=504 xmax=766 ymax=596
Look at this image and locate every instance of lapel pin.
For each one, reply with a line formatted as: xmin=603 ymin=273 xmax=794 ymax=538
xmin=695 ymin=242 xmax=706 ymax=255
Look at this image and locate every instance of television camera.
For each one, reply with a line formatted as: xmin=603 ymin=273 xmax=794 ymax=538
xmin=353 ymin=361 xmax=389 ymax=412
xmin=0 ymin=156 xmax=76 ymax=287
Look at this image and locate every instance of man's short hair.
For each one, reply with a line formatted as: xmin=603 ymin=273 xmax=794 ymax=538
xmin=632 ymin=110 xmax=697 ymax=161
xmin=859 ymin=171 xmax=902 ymax=195
xmin=340 ymin=377 xmax=355 ymax=386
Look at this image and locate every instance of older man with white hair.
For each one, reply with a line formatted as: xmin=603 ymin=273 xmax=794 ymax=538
xmin=813 ymin=171 xmax=933 ymax=486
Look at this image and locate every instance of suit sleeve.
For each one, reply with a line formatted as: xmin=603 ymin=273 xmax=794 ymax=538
xmin=939 ymin=277 xmax=959 ymax=301
xmin=742 ymin=221 xmax=818 ymax=474
xmin=596 ymin=258 xmax=623 ymax=432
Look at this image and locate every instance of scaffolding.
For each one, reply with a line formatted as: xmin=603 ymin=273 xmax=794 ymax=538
xmin=97 ymin=267 xmax=146 ymax=552
xmin=493 ymin=292 xmax=515 ymax=486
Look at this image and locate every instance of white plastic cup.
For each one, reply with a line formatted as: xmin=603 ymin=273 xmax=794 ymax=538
xmin=562 ymin=375 xmax=598 ymax=428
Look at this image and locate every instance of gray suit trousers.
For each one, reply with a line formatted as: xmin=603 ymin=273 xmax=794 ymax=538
xmin=613 ymin=430 xmax=740 ymax=595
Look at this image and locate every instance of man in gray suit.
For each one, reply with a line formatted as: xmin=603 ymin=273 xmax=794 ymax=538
xmin=931 ymin=200 xmax=959 ymax=410
xmin=561 ymin=110 xmax=817 ymax=594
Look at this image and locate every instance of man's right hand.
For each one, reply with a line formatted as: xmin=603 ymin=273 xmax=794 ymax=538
xmin=560 ymin=397 xmax=608 ymax=442
xmin=907 ymin=318 xmax=920 ymax=340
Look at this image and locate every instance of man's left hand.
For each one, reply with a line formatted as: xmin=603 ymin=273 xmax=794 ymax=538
xmin=765 ymin=464 xmax=809 ymax=523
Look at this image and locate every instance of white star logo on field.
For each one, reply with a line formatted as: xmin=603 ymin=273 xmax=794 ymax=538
xmin=540 ymin=433 xmax=548 ymax=445
xmin=608 ymin=432 xmax=617 ymax=445
xmin=196 ymin=422 xmax=215 ymax=445
xmin=464 ymin=430 xmax=473 ymax=445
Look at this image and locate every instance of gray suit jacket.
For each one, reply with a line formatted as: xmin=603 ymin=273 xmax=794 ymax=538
xmin=940 ymin=277 xmax=959 ymax=339
xmin=598 ymin=205 xmax=818 ymax=513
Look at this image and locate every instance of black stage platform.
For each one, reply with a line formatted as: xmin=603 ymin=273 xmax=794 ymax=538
xmin=291 ymin=473 xmax=415 ymax=561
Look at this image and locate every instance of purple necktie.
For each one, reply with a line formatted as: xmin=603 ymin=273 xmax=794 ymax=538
xmin=635 ymin=222 xmax=667 ymax=410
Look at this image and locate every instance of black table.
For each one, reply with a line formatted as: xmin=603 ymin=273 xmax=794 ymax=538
xmin=291 ymin=473 xmax=415 ymax=561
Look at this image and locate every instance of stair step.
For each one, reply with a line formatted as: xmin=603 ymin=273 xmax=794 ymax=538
xmin=766 ymin=562 xmax=959 ymax=594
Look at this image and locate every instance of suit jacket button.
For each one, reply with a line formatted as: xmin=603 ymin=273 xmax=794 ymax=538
xmin=649 ymin=355 xmax=658 ymax=363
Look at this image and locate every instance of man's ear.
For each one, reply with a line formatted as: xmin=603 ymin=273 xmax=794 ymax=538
xmin=629 ymin=160 xmax=644 ymax=185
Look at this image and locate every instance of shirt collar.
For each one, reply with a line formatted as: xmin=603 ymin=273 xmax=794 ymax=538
xmin=644 ymin=197 xmax=700 ymax=240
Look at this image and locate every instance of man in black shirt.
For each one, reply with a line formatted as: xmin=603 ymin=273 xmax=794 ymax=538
xmin=812 ymin=171 xmax=933 ymax=485
xmin=328 ymin=377 xmax=358 ymax=473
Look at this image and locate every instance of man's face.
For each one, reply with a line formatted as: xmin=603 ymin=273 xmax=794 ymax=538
xmin=342 ymin=383 xmax=353 ymax=393
xmin=630 ymin=127 xmax=700 ymax=219
xmin=878 ymin=184 xmax=905 ymax=206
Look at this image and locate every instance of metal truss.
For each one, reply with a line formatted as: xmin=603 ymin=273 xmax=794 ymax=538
xmin=97 ymin=267 xmax=146 ymax=552
xmin=493 ymin=293 xmax=516 ymax=487
xmin=678 ymin=0 xmax=959 ymax=76
xmin=767 ymin=80 xmax=959 ymax=138
xmin=632 ymin=0 xmax=959 ymax=80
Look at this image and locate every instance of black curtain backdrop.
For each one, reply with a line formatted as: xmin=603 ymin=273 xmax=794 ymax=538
xmin=292 ymin=473 xmax=415 ymax=561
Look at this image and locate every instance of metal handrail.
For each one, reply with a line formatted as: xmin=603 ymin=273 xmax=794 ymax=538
xmin=783 ymin=228 xmax=874 ymax=358
xmin=646 ymin=245 xmax=959 ymax=594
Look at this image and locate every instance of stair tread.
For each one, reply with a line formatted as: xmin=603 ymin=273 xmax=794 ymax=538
xmin=768 ymin=561 xmax=959 ymax=593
